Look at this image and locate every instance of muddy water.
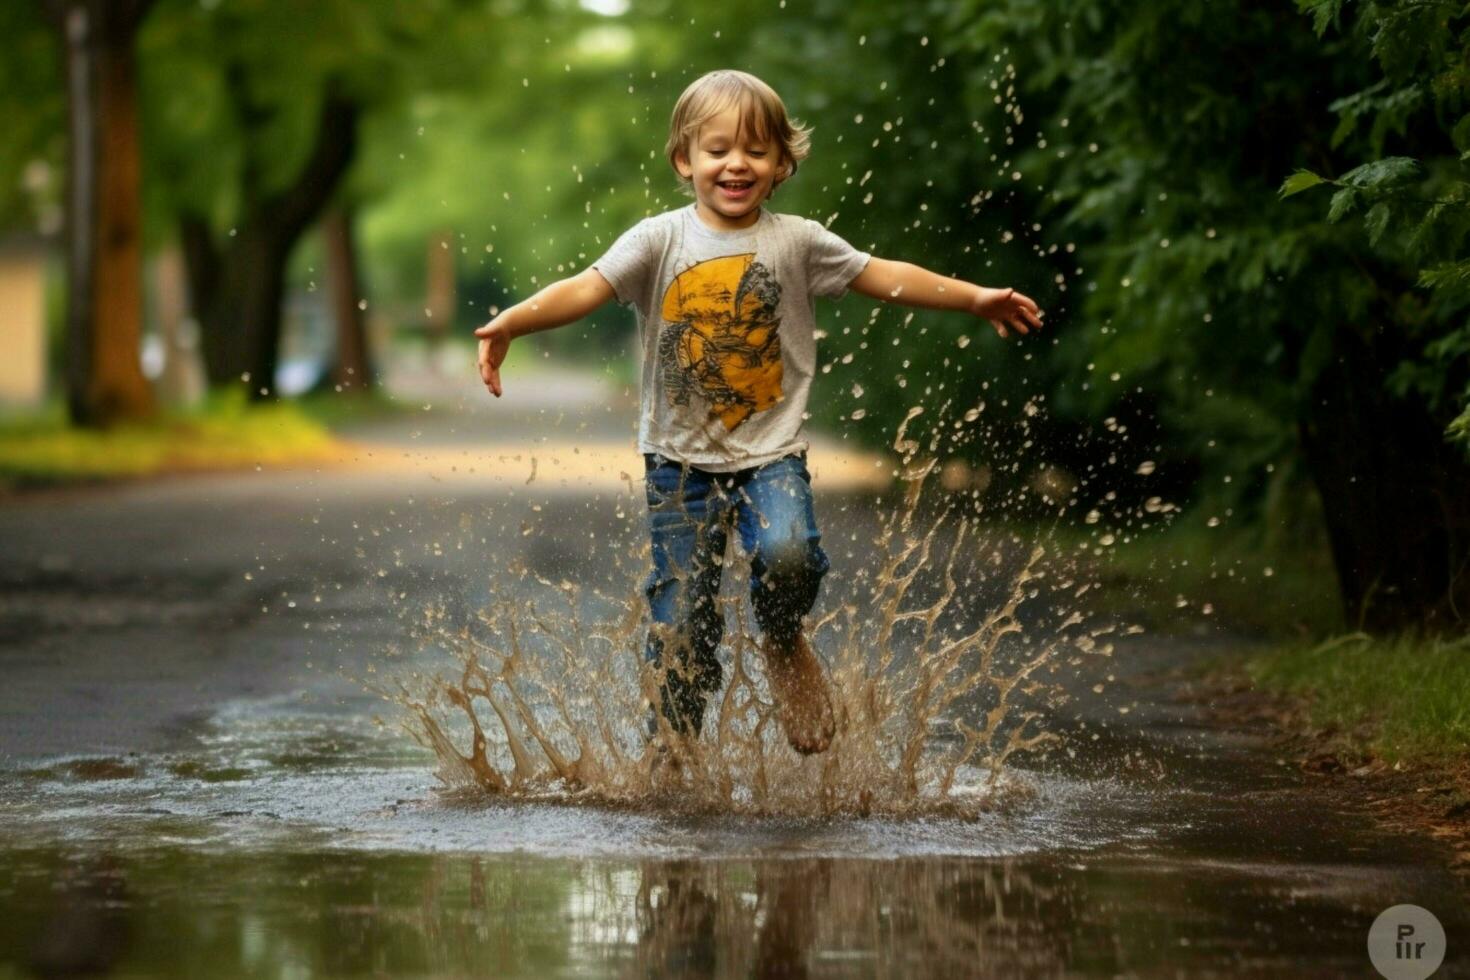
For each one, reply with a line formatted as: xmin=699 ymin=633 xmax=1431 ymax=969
xmin=403 ymin=467 xmax=1119 ymax=819
xmin=399 ymin=402 xmax=1137 ymax=823
xmin=1 ymin=378 xmax=1467 ymax=976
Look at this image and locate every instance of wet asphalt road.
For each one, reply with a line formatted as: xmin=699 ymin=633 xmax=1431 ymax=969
xmin=0 ymin=364 xmax=1466 ymax=977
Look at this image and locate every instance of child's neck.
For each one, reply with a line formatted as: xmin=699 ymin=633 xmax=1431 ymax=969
xmin=691 ymin=201 xmax=765 ymax=233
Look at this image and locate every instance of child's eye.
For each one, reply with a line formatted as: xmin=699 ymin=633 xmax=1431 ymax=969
xmin=749 ymin=150 xmax=768 ymax=157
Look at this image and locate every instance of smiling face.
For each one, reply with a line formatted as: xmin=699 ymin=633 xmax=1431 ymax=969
xmin=674 ymin=106 xmax=784 ymax=232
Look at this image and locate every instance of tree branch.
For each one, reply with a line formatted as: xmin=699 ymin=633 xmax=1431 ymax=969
xmin=258 ymin=81 xmax=360 ymax=248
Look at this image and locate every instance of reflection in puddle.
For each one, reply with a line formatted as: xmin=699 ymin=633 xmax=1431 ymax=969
xmin=2 ymin=849 xmax=1075 ymax=977
xmin=626 ymin=858 xmax=1077 ymax=978
xmin=0 ymin=845 xmax=1422 ymax=978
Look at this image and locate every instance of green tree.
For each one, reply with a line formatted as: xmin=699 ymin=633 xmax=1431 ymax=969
xmin=140 ymin=0 xmax=508 ymax=396
xmin=1282 ymin=0 xmax=1470 ymax=449
xmin=946 ymin=0 xmax=1469 ymax=632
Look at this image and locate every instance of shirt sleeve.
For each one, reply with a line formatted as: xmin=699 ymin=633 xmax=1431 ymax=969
xmin=592 ymin=219 xmax=657 ymax=317
xmin=804 ymin=219 xmax=871 ymax=299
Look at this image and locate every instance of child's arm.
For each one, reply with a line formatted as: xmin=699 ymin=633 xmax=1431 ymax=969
xmin=849 ymin=257 xmax=1044 ymax=339
xmin=474 ymin=268 xmax=616 ymax=397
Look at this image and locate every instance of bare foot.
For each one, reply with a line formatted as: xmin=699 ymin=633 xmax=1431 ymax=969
xmin=761 ymin=633 xmax=836 ymax=755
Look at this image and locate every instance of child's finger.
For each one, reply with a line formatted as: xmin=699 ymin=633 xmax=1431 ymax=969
xmin=990 ymin=319 xmax=1009 ymax=339
xmin=1021 ymin=308 xmax=1044 ymax=330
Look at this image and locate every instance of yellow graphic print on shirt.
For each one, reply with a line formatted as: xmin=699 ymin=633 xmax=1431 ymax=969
xmin=657 ymin=253 xmax=784 ymax=432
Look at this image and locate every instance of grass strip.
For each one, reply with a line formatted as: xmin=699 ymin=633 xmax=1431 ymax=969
xmin=1246 ymin=632 xmax=1470 ymax=763
xmin=0 ymin=394 xmax=342 ymax=485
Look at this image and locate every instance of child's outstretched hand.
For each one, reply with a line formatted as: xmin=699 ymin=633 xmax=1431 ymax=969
xmin=971 ymin=287 xmax=1044 ymax=339
xmin=475 ymin=317 xmax=511 ymax=397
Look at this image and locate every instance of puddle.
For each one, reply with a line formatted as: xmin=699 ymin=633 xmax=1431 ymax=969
xmin=0 ymin=838 xmax=1459 ymax=978
xmin=0 ymin=690 xmax=1157 ymax=860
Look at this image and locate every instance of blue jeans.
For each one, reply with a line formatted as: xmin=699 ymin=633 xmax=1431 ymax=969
xmin=643 ymin=452 xmax=830 ymax=735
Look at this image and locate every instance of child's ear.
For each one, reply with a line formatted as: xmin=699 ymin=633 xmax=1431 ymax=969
xmin=775 ymin=155 xmax=795 ymax=184
xmin=673 ymin=149 xmax=693 ymax=179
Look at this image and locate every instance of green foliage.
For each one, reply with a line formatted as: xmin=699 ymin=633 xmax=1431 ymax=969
xmin=1289 ymin=0 xmax=1470 ymax=449
xmin=1280 ymin=170 xmax=1329 ymax=197
xmin=0 ymin=5 xmax=63 ymax=233
xmin=1249 ymin=632 xmax=1470 ymax=762
xmin=918 ymin=0 xmax=1470 ymax=535
xmin=139 ymin=0 xmax=489 ymax=243
xmin=1450 ymin=402 xmax=1470 ymax=443
xmin=920 ymin=1 xmax=1356 ymax=517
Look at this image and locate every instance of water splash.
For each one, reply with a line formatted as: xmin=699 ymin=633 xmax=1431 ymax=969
xmin=398 ymin=408 xmax=1117 ymax=818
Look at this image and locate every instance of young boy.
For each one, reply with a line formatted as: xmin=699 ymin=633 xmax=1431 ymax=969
xmin=476 ymin=69 xmax=1042 ymax=756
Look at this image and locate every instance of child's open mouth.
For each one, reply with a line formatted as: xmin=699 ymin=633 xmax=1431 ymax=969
xmin=717 ymin=180 xmax=755 ymax=198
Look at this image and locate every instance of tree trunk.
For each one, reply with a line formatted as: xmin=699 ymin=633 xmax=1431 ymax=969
xmin=1297 ymin=325 xmax=1470 ymax=633
xmin=55 ymin=0 xmax=154 ymax=426
xmin=322 ymin=207 xmax=372 ymax=391
xmin=182 ymin=86 xmax=359 ymax=398
xmin=187 ymin=225 xmax=288 ymax=394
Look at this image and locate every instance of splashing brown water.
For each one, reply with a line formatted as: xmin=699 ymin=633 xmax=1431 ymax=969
xmin=399 ymin=407 xmax=1119 ymax=818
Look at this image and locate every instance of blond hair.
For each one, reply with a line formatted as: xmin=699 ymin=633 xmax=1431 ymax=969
xmin=665 ymin=70 xmax=812 ymax=194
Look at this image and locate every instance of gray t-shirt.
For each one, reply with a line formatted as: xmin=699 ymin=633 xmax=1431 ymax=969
xmin=593 ymin=205 xmax=870 ymax=472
